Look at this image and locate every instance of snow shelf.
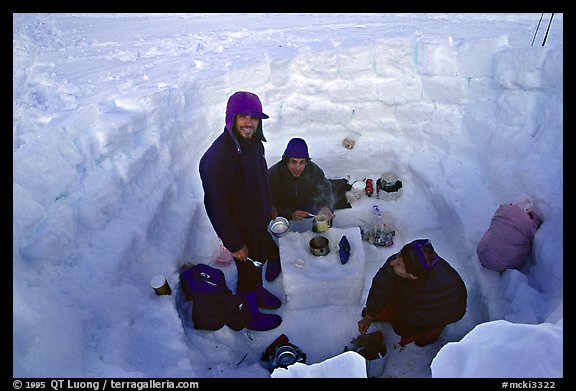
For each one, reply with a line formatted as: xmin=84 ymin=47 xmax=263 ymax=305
xmin=278 ymin=226 xmax=366 ymax=310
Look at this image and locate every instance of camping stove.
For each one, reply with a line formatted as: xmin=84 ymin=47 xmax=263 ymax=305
xmin=372 ymin=225 xmax=395 ymax=247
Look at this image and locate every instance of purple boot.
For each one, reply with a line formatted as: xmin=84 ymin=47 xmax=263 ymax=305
xmin=238 ymin=291 xmax=282 ymax=331
xmin=256 ymin=286 xmax=282 ymax=309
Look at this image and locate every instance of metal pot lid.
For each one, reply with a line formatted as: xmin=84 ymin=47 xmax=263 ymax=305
xmin=381 ymin=172 xmax=398 ymax=184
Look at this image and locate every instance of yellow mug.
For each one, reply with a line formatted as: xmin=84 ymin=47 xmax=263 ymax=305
xmin=314 ymin=214 xmax=330 ymax=232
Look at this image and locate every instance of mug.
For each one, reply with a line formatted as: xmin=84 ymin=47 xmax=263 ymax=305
xmin=313 ymin=213 xmax=330 ymax=233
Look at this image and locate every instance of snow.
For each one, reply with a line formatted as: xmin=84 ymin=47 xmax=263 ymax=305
xmin=13 ymin=13 xmax=563 ymax=380
xmin=277 ymin=226 xmax=366 ymax=310
xmin=270 ymin=351 xmax=367 ymax=378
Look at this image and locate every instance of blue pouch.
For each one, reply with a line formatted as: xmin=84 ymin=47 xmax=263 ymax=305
xmin=338 ymin=235 xmax=351 ymax=264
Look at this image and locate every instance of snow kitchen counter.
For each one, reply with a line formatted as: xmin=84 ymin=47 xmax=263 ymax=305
xmin=277 ymin=226 xmax=366 ymax=310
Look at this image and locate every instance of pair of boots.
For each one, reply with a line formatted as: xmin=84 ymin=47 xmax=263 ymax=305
xmin=238 ymin=286 xmax=282 ymax=331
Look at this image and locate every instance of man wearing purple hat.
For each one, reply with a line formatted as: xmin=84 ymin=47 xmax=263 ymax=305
xmin=358 ymin=239 xmax=467 ymax=348
xmin=266 ymin=138 xmax=336 ymax=282
xmin=268 ymin=137 xmax=335 ymax=223
xmin=199 ymin=91 xmax=282 ymax=331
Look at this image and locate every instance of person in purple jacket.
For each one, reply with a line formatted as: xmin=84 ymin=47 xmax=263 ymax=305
xmin=199 ymin=91 xmax=282 ymax=331
xmin=476 ymin=198 xmax=542 ymax=273
xmin=358 ymin=239 xmax=467 ymax=348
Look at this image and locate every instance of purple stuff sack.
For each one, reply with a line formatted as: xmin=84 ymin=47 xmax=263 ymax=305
xmin=180 ymin=264 xmax=248 ymax=331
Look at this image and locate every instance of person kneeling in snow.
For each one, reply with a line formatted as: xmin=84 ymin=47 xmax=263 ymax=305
xmin=358 ymin=239 xmax=467 ymax=348
xmin=476 ymin=196 xmax=542 ymax=273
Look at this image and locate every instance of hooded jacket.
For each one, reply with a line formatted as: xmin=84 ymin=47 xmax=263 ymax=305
xmin=199 ymin=93 xmax=273 ymax=254
xmin=476 ymin=203 xmax=541 ymax=272
xmin=365 ymin=253 xmax=467 ymax=337
xmin=268 ymin=159 xmax=334 ymax=219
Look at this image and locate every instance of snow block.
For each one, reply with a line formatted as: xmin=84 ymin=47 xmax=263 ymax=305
xmin=338 ymin=39 xmax=375 ymax=78
xmin=414 ymin=36 xmax=459 ymax=77
xmin=375 ymin=36 xmax=417 ymax=78
xmin=456 ymin=35 xmax=509 ymax=78
xmin=421 ymin=76 xmax=469 ymax=105
xmin=278 ymin=227 xmax=366 ymax=310
xmin=494 ymin=47 xmax=550 ymax=90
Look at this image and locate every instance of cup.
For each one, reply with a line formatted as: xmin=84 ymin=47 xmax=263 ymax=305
xmin=314 ymin=214 xmax=330 ymax=233
xmin=150 ymin=274 xmax=172 ymax=296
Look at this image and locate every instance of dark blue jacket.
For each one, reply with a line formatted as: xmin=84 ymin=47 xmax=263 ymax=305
xmin=366 ymin=253 xmax=467 ymax=336
xmin=268 ymin=160 xmax=334 ymax=219
xmin=199 ymin=128 xmax=273 ymax=253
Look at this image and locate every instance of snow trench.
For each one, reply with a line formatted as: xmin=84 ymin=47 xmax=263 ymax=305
xmin=13 ymin=34 xmax=563 ymax=378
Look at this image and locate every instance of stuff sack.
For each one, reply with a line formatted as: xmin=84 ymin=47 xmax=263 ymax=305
xmin=180 ymin=264 xmax=248 ymax=331
xmin=329 ymin=178 xmax=352 ymax=210
xmin=476 ymin=203 xmax=542 ymax=272
xmin=344 ymin=330 xmax=387 ymax=377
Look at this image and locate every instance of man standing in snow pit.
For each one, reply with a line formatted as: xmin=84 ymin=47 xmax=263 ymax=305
xmin=199 ymin=91 xmax=282 ymax=331
xmin=358 ymin=239 xmax=467 ymax=348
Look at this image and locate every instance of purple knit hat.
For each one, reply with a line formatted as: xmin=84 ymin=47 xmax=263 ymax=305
xmin=283 ymin=138 xmax=310 ymax=159
xmin=225 ymin=91 xmax=269 ymax=141
xmin=400 ymin=239 xmax=440 ymax=276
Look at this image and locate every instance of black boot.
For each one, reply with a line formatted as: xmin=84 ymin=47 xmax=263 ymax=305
xmin=265 ymin=256 xmax=282 ymax=281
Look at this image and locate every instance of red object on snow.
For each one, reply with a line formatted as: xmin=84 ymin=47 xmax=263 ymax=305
xmin=365 ymin=179 xmax=374 ymax=197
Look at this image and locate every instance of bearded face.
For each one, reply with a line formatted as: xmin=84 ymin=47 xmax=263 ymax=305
xmin=234 ymin=114 xmax=260 ymax=140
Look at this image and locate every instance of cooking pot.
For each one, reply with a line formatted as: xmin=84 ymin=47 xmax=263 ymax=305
xmin=309 ymin=236 xmax=330 ymax=256
xmin=269 ymin=217 xmax=290 ymax=238
xmin=377 ymin=172 xmax=402 ymax=192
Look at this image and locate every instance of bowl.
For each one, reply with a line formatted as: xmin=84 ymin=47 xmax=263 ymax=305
xmin=269 ymin=216 xmax=290 ymax=238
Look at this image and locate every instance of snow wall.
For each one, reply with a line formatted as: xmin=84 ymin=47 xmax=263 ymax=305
xmin=13 ymin=33 xmax=563 ymax=377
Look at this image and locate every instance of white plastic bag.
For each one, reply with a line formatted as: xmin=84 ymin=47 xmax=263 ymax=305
xmin=212 ymin=237 xmax=232 ymax=265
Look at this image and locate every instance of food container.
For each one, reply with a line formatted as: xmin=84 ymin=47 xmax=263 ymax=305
xmin=346 ymin=180 xmax=365 ymax=203
xmin=269 ymin=216 xmax=290 ymax=238
xmin=150 ymin=274 xmax=172 ymax=296
xmin=309 ymin=236 xmax=330 ymax=256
